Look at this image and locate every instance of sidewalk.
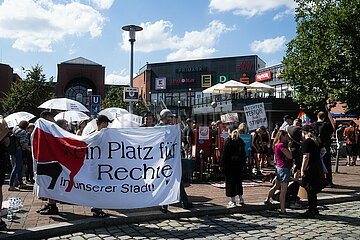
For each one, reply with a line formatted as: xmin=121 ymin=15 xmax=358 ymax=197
xmin=1 ymin=158 xmax=359 ymax=239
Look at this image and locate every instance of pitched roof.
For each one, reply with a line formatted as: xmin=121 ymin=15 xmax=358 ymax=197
xmin=61 ymin=57 xmax=100 ymax=66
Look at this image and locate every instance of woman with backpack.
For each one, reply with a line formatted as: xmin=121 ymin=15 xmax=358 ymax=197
xmin=8 ymin=120 xmax=31 ymax=191
xmin=300 ymin=125 xmax=326 ymax=218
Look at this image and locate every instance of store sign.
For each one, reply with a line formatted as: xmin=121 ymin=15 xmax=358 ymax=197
xmin=170 ymin=78 xmax=195 ymax=84
xmin=201 ymin=74 xmax=212 ymax=87
xmin=255 ymin=71 xmax=272 ymax=82
xmin=218 ymin=74 xmax=228 ymax=83
xmin=175 ymin=66 xmax=207 ymax=73
xmin=238 ymin=61 xmax=253 ymax=71
xmin=155 ymin=77 xmax=166 ymax=90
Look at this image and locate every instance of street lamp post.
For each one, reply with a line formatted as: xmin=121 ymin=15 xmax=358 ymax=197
xmin=177 ymin=100 xmax=181 ymax=122
xmin=153 ymin=99 xmax=157 ymax=115
xmin=211 ymin=101 xmax=217 ymax=121
xmin=122 ymin=24 xmax=143 ymax=114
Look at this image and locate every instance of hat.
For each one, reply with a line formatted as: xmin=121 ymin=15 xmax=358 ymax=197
xmin=186 ymin=118 xmax=192 ymax=123
xmin=0 ymin=116 xmax=9 ymax=141
xmin=286 ymin=126 xmax=302 ymax=144
xmin=301 ymin=125 xmax=314 ymax=133
xmin=228 ymin=125 xmax=237 ymax=132
xmin=96 ymin=115 xmax=113 ymax=124
xmin=160 ymin=109 xmax=175 ymax=119
xmin=283 ymin=115 xmax=293 ymax=120
xmin=40 ymin=110 xmax=53 ymax=119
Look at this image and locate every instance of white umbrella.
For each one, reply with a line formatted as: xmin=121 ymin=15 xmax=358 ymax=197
xmin=98 ymin=107 xmax=129 ymax=119
xmin=223 ymin=80 xmax=248 ymax=92
xmin=82 ymin=116 xmax=140 ymax=136
xmin=54 ymin=110 xmax=90 ymax=123
xmin=38 ymin=98 xmax=89 ymax=112
xmin=202 ymin=83 xmax=225 ymax=94
xmin=5 ymin=111 xmax=35 ymax=128
xmin=247 ymin=81 xmax=275 ymax=93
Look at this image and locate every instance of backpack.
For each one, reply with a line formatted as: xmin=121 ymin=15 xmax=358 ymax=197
xmin=8 ymin=134 xmax=20 ymax=155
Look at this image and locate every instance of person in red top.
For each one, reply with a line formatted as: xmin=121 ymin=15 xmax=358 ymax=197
xmin=343 ymin=120 xmax=357 ymax=166
xmin=264 ymin=130 xmax=293 ymax=215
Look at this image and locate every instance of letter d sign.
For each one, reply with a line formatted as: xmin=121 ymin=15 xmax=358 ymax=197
xmin=218 ymin=75 xmax=228 ymax=83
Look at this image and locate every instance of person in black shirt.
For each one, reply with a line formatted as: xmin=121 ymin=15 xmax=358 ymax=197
xmin=300 ymin=125 xmax=325 ymax=218
xmin=220 ymin=126 xmax=246 ymax=207
xmin=314 ymin=111 xmax=334 ymax=187
xmin=183 ymin=118 xmax=195 ymax=159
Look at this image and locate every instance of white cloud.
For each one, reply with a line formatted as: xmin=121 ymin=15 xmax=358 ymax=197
xmin=273 ymin=8 xmax=294 ymax=21
xmin=0 ymin=0 xmax=105 ymax=52
xmin=120 ymin=20 xmax=232 ymax=61
xmin=90 ymin=0 xmax=114 ymax=10
xmin=209 ymin=0 xmax=297 ymax=18
xmin=250 ymin=36 xmax=286 ymax=54
xmin=105 ymin=69 xmax=130 ymax=85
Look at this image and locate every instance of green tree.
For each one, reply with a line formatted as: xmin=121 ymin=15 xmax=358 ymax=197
xmin=2 ymin=64 xmax=54 ymax=117
xmin=101 ymin=86 xmax=128 ymax=110
xmin=284 ymin=0 xmax=360 ymax=114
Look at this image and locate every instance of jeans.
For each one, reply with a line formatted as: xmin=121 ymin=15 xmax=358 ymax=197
xmin=9 ymin=148 xmax=23 ymax=187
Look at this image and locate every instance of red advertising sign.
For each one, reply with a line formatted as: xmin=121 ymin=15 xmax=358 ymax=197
xmin=255 ymin=71 xmax=272 ymax=82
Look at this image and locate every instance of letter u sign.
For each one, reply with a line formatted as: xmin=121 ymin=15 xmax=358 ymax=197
xmin=91 ymin=95 xmax=101 ymax=104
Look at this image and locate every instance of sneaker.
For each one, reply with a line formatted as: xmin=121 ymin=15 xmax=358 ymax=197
xmin=227 ymin=201 xmax=236 ymax=208
xmin=36 ymin=204 xmax=50 ymax=213
xmin=289 ymin=202 xmax=302 ymax=209
xmin=39 ymin=205 xmax=59 ymax=215
xmin=182 ymin=202 xmax=193 ymax=210
xmin=264 ymin=199 xmax=272 ymax=205
xmin=345 ymin=163 xmax=350 ymax=166
xmin=239 ymin=196 xmax=245 ymax=205
xmin=160 ymin=205 xmax=168 ymax=213
xmin=8 ymin=186 xmax=20 ymax=191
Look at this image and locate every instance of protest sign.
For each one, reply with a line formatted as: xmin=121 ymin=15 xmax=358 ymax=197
xmin=31 ymin=119 xmax=181 ymax=209
xmin=244 ymin=102 xmax=268 ymax=131
xmin=220 ymin=113 xmax=239 ymax=123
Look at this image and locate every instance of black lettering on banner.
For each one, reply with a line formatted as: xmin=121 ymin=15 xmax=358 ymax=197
xmin=97 ymin=164 xmax=173 ymax=181
xmin=143 ymin=147 xmax=153 ymax=160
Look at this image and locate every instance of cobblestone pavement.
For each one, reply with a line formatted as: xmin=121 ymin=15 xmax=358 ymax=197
xmin=47 ymin=201 xmax=360 ymax=240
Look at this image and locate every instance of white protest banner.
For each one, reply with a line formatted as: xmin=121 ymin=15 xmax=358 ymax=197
xmin=244 ymin=102 xmax=268 ymax=131
xmin=31 ymin=119 xmax=181 ymax=209
xmin=220 ymin=113 xmax=239 ymax=123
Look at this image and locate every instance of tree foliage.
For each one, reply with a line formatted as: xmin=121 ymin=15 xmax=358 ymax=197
xmin=284 ymin=0 xmax=360 ymax=114
xmin=2 ymin=64 xmax=54 ymax=117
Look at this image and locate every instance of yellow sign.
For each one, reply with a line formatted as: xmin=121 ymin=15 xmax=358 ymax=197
xmin=201 ymin=74 xmax=212 ymax=87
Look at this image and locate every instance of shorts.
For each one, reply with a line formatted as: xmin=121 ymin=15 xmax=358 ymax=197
xmin=276 ymin=167 xmax=291 ymax=184
xmin=346 ymin=144 xmax=357 ymax=156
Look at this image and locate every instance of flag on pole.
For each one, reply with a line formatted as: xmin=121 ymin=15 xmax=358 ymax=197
xmin=297 ymin=111 xmax=311 ymax=125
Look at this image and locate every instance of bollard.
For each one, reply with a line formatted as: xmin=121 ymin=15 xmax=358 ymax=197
xmin=335 ymin=143 xmax=341 ymax=173
xmin=199 ymin=149 xmax=204 ymax=182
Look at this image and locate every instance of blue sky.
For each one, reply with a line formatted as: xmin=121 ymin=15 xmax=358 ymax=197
xmin=0 ymin=0 xmax=297 ymax=85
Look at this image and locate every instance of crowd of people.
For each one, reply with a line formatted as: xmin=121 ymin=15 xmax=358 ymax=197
xmin=0 ymin=107 xmax=354 ymax=229
xmin=218 ymin=111 xmax=336 ymax=218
